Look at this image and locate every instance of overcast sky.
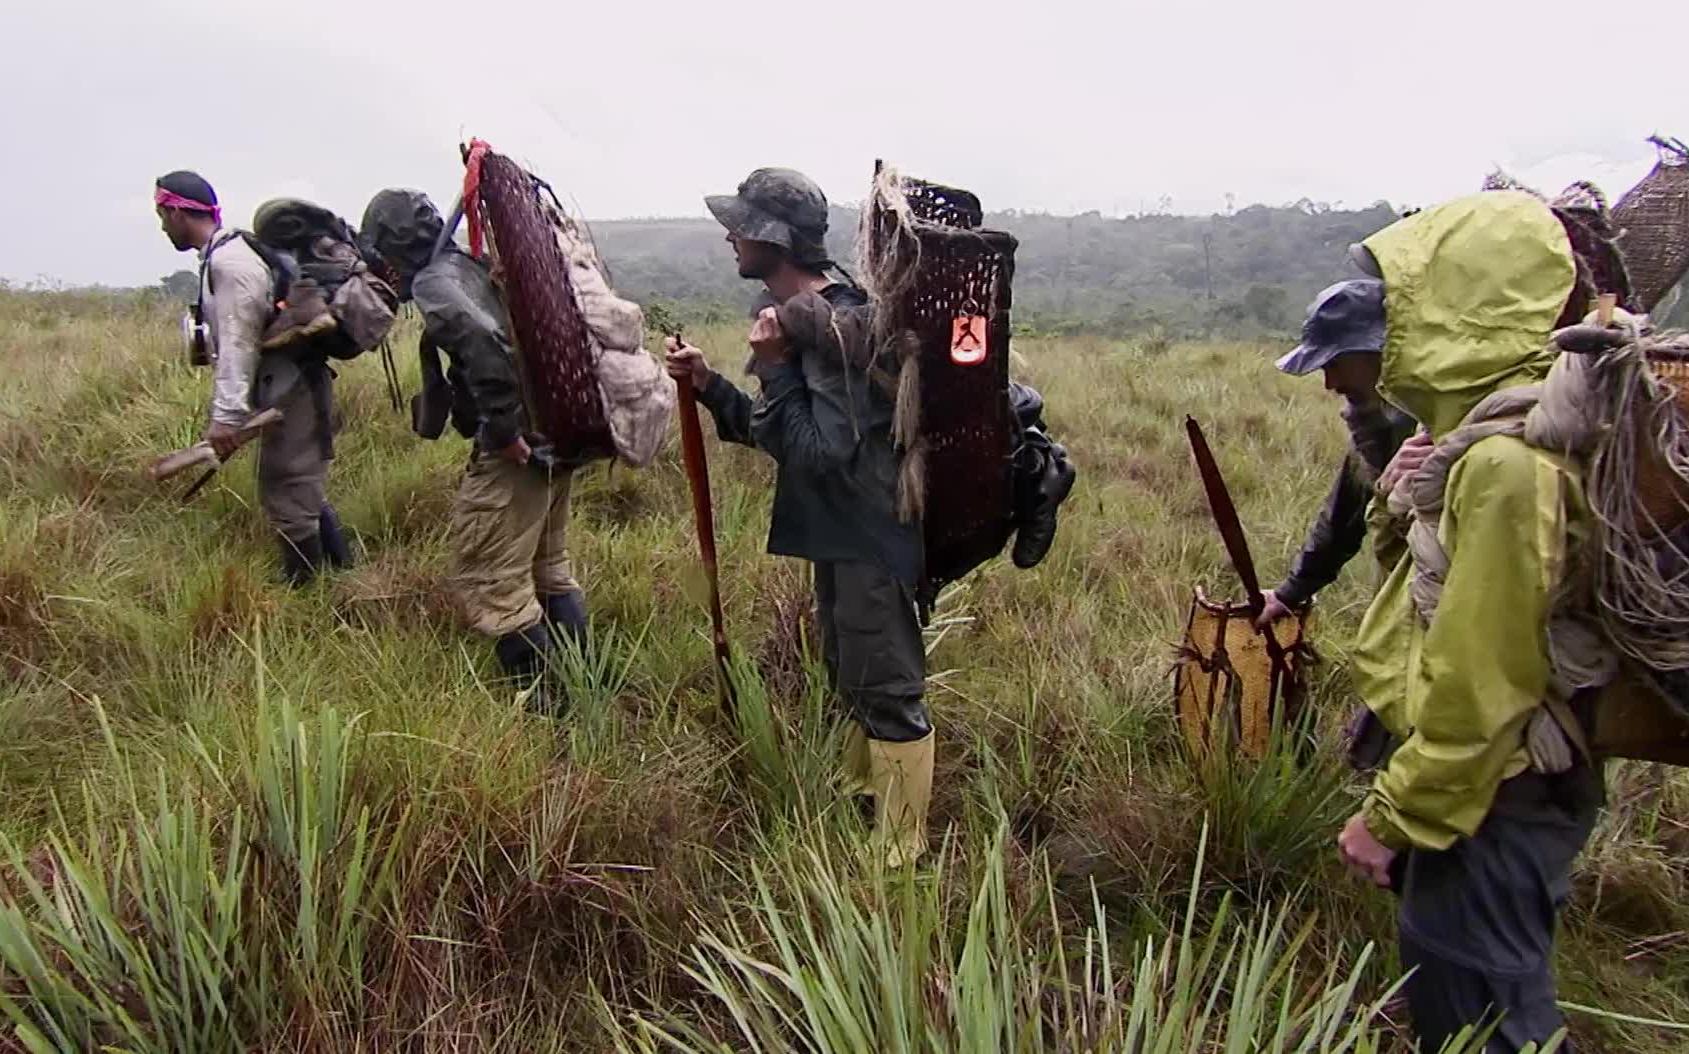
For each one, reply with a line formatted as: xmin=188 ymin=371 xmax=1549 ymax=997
xmin=6 ymin=0 xmax=1685 ymax=287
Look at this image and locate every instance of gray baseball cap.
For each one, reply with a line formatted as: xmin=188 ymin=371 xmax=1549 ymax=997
xmin=706 ymin=168 xmax=831 ymax=266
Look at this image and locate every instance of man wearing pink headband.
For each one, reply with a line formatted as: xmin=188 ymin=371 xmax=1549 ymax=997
xmin=154 ymin=169 xmax=351 ymax=584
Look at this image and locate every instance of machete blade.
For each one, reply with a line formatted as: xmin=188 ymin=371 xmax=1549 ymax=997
xmin=1184 ymin=416 xmax=1266 ymax=613
xmin=179 ymin=466 xmax=219 ymax=503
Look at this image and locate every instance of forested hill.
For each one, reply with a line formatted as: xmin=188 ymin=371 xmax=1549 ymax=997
xmin=586 ymin=200 xmax=1404 ymax=337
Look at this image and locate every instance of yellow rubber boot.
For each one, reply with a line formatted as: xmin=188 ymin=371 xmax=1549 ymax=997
xmin=841 ymin=723 xmax=874 ymax=798
xmin=867 ymin=731 xmax=935 ymax=868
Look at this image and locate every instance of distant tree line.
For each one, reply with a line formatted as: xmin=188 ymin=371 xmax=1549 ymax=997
xmin=154 ymin=203 xmax=1687 ymax=337
xmin=589 ymin=200 xmax=1403 ymax=339
xmin=160 ymin=271 xmax=198 ymax=301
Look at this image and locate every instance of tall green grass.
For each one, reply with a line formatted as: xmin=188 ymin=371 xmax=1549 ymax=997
xmin=607 ymin=820 xmax=1560 ymax=1054
xmin=0 ymin=291 xmax=1684 ymax=1050
xmin=0 ymin=665 xmax=401 ymax=1052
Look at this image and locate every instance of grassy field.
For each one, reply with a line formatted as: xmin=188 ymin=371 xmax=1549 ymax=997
xmin=1 ymin=286 xmax=1686 ymax=1052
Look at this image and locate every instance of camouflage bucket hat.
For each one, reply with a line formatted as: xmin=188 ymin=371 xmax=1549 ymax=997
xmin=706 ymin=168 xmax=831 ymax=266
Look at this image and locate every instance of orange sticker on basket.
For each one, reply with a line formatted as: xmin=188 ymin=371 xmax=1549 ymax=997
xmin=951 ymin=316 xmax=988 ymax=365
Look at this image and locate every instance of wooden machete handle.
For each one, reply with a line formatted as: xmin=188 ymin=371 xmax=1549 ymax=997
xmin=147 ymin=408 xmax=284 ymax=482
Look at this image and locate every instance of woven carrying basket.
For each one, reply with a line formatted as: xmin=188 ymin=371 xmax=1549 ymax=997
xmin=1612 ymin=142 xmax=1689 ymax=314
xmin=1637 ymin=348 xmax=1689 ymax=532
xmin=477 ymin=150 xmax=615 ymax=463
xmin=1172 ymin=590 xmax=1313 ymax=761
xmin=901 ymin=179 xmax=984 ymax=230
xmin=874 ymin=173 xmax=1019 ymax=612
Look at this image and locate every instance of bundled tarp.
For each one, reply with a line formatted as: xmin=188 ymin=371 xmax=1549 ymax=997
xmin=250 ymin=198 xmax=398 ymax=359
xmin=539 ymin=189 xmax=675 ymax=467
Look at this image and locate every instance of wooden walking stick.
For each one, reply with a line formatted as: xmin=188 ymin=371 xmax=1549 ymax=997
xmin=673 ymin=328 xmax=734 ymax=712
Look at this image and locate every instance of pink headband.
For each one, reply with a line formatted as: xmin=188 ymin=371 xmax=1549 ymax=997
xmin=154 ymin=186 xmax=221 ymax=226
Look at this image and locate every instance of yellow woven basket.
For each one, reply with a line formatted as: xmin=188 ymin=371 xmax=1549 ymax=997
xmin=1636 ymin=354 xmax=1689 ymax=533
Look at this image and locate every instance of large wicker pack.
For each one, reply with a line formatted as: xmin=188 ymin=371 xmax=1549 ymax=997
xmin=865 ymin=165 xmax=1020 ymax=618
xmin=1633 ymin=343 xmax=1689 ymax=533
xmin=465 ymin=142 xmax=617 ymax=464
xmin=1613 ymin=137 xmax=1689 ymax=315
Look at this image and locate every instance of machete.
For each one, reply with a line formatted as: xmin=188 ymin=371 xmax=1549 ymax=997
xmin=672 ymin=327 xmax=734 ymax=713
xmin=1185 ymin=415 xmax=1288 ymax=673
xmin=149 ymin=408 xmax=286 ymax=503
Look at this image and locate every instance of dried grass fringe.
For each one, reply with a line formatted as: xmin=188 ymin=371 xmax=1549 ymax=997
xmin=856 ymin=166 xmax=927 ymax=522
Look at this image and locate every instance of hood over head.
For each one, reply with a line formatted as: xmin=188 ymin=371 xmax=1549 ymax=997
xmin=1362 ymin=191 xmax=1575 ymax=437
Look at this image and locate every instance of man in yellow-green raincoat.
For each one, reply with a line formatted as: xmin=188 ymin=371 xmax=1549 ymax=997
xmin=1333 ymin=191 xmax=1606 ymax=1053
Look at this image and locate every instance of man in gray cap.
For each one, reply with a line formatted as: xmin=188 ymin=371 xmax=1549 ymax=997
xmin=665 ymin=168 xmax=934 ymax=867
xmin=1256 ymin=277 xmax=1425 ymax=628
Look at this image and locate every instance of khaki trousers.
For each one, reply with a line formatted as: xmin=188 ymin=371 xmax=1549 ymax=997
xmin=449 ymin=450 xmax=579 ymax=638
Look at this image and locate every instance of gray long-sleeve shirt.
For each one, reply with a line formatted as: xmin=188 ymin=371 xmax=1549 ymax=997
xmin=199 ymin=230 xmax=274 ymax=426
xmin=695 ymin=284 xmax=922 ymax=585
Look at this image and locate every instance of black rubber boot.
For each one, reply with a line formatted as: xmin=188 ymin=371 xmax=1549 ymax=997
xmin=495 ymin=621 xmax=556 ymax=714
xmin=540 ymin=590 xmax=589 ymax=652
xmin=318 ymin=504 xmax=354 ymax=570
xmin=1012 ymin=442 xmax=1077 ymax=569
xmin=280 ymin=534 xmax=326 ymax=587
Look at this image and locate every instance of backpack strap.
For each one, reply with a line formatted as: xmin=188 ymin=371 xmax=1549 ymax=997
xmin=202 ymin=229 xmax=292 ymax=306
xmin=237 ymin=231 xmax=293 ymax=305
xmin=1543 ymin=693 xmax=1595 ymax=765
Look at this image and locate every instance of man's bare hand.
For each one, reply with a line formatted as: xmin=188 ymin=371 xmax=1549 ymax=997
xmin=749 ymin=307 xmax=789 ymax=367
xmin=1337 ymin=812 xmax=1397 ymax=888
xmin=204 ymin=421 xmax=243 ymax=461
xmin=1378 ymin=430 xmax=1434 ymax=494
xmin=664 ymin=337 xmax=711 ymax=390
xmin=1254 ymin=589 xmax=1294 ymax=631
xmin=499 ymin=435 xmax=533 ymax=465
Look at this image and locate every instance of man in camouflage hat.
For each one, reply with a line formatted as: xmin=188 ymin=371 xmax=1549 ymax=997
xmin=665 ymin=168 xmax=934 ymax=867
xmin=360 ymin=187 xmax=588 ymax=712
xmin=1255 ymin=278 xmax=1422 ymax=629
xmin=700 ymin=168 xmax=836 ymax=283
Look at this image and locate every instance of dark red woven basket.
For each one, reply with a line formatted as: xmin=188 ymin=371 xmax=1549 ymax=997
xmin=912 ymin=225 xmax=1017 ymax=605
xmin=478 ymin=151 xmax=614 ymax=462
xmin=1552 ymin=206 xmax=1635 ymax=321
xmin=902 ymin=179 xmax=984 ymax=231
xmin=875 ymin=172 xmax=1018 ymax=613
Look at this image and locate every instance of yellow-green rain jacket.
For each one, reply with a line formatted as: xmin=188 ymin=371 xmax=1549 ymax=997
xmin=1353 ymin=191 xmax=1589 ymax=852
